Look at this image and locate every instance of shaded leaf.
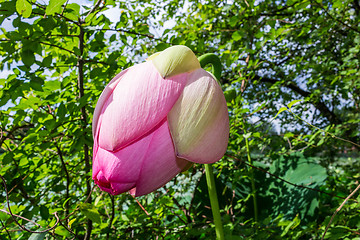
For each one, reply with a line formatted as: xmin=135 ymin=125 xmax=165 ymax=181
xmin=28 ymin=232 xmax=46 ymax=240
xmin=21 ymin=49 xmax=35 ymax=66
xmin=80 ymin=203 xmax=101 ymax=224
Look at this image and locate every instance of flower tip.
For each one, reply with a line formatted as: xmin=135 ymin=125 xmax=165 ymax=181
xmin=129 ymin=188 xmax=136 ymax=196
xmin=149 ymin=45 xmax=201 ymax=78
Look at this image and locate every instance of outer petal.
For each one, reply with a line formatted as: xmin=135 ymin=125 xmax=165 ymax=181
xmin=95 ymin=170 xmax=135 ymax=195
xmin=93 ymin=120 xmax=189 ymax=196
xmin=168 ymin=68 xmax=229 ymax=164
xmin=98 ymin=61 xmax=187 ymax=152
xmin=92 ymin=69 xmax=129 ymax=139
xmin=92 ymin=134 xmax=150 ymax=195
xmin=134 ymin=120 xmax=189 ymax=197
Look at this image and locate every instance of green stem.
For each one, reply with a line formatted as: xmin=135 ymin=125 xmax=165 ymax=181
xmin=205 ymin=164 xmax=225 ymax=240
xmin=198 ymin=53 xmax=224 ymax=239
xmin=198 ymin=53 xmax=222 ymax=82
xmin=243 ymin=126 xmax=258 ymax=222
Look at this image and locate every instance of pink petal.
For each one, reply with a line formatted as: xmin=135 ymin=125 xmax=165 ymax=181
xmin=168 ymin=68 xmax=229 ymax=164
xmin=98 ymin=61 xmax=187 ymax=152
xmin=134 ymin=120 xmax=189 ymax=197
xmin=92 ymin=128 xmax=153 ymax=195
xmin=94 ymin=171 xmax=135 ymax=195
xmin=92 ymin=69 xmax=129 ymax=139
xmin=92 ymin=119 xmax=188 ymax=196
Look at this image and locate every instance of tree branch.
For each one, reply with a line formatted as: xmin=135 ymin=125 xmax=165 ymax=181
xmin=77 ymin=24 xmax=93 ymax=240
xmin=84 ymin=0 xmax=103 ymax=20
xmin=312 ymin=0 xmax=360 ymax=34
xmin=0 ymin=209 xmax=41 ymax=227
xmin=54 ymin=143 xmax=70 ymax=216
xmin=98 ymin=28 xmax=156 ymax=39
xmin=106 ymin=194 xmax=115 ymax=240
xmin=254 ymin=75 xmax=342 ymax=125
xmin=39 ymin=41 xmax=76 ymax=55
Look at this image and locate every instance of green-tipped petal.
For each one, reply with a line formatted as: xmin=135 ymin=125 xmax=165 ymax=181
xmin=149 ymin=45 xmax=201 ymax=78
xmin=168 ymin=68 xmax=229 ymax=164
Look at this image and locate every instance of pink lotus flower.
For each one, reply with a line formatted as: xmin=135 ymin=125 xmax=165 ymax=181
xmin=92 ymin=45 xmax=229 ymax=196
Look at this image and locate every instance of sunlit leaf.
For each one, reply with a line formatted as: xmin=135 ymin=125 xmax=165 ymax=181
xmin=45 ymin=0 xmax=67 ymax=15
xmin=16 ymin=0 xmax=32 ymax=18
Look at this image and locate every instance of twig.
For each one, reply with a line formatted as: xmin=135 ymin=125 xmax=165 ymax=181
xmin=106 ymin=194 xmax=115 ymax=239
xmin=287 ymin=108 xmax=360 ymax=148
xmin=0 ymin=175 xmax=60 ymax=233
xmin=0 ymin=219 xmax=12 ymax=240
xmin=55 ymin=143 xmax=70 ymax=216
xmin=39 ymin=41 xmax=76 ymax=55
xmin=57 ymin=217 xmax=77 ymax=237
xmin=60 ymin=0 xmax=69 ymax=16
xmin=171 ymin=196 xmax=191 ymax=224
xmin=321 ymin=184 xmax=360 ymax=240
xmin=84 ymin=0 xmax=103 ymax=20
xmin=0 ymin=209 xmax=41 ymax=226
xmin=31 ymin=2 xmax=78 ymax=25
xmin=97 ymin=28 xmax=156 ymax=39
xmin=132 ymin=195 xmax=150 ymax=216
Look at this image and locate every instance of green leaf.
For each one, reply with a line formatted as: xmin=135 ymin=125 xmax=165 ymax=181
xmin=273 ymin=106 xmax=288 ymax=119
xmin=19 ymin=158 xmax=29 ymax=166
xmin=2 ymin=152 xmax=13 ymax=165
xmin=317 ymin=138 xmax=325 ymax=146
xmin=232 ymin=31 xmax=242 ymax=41
xmin=80 ymin=203 xmax=101 ymax=224
xmin=40 ymin=205 xmax=49 ymax=220
xmin=224 ymin=88 xmax=236 ymax=102
xmin=155 ymin=43 xmax=169 ymax=51
xmin=0 ymin=211 xmax=8 ymax=221
xmin=64 ymin=3 xmax=80 ymax=21
xmin=38 ymin=17 xmax=57 ymax=31
xmin=253 ymin=132 xmax=261 ymax=138
xmin=16 ymin=0 xmax=32 ymax=18
xmin=324 ymin=226 xmax=351 ymax=239
xmin=68 ymin=218 xmax=76 ymax=228
xmin=45 ymin=0 xmax=67 ymax=15
xmin=21 ymin=49 xmax=35 ymax=66
xmin=264 ymin=154 xmax=328 ymax=220
xmin=28 ymin=232 xmax=46 ymax=240
xmin=23 ymin=133 xmax=37 ymax=143
xmin=54 ymin=226 xmax=72 ymax=237
xmin=57 ymin=103 xmax=66 ymax=120
xmin=42 ymin=56 xmax=52 ymax=67
xmin=287 ymin=99 xmax=303 ymax=109
xmin=243 ymin=132 xmax=251 ymax=139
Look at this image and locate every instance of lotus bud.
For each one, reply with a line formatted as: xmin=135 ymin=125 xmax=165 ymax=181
xmin=92 ymin=45 xmax=229 ymax=196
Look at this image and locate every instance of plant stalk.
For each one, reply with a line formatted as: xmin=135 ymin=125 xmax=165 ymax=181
xmin=205 ymin=164 xmax=225 ymax=240
xmin=199 ymin=53 xmax=225 ymax=239
xmin=198 ymin=53 xmax=222 ymax=82
xmin=244 ymin=127 xmax=258 ymax=222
